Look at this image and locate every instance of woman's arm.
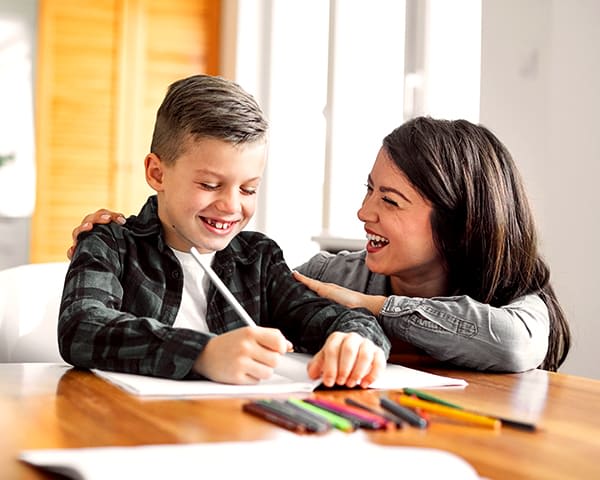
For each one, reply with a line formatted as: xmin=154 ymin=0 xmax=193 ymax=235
xmin=377 ymin=293 xmax=549 ymax=373
xmin=294 ymin=251 xmax=550 ymax=373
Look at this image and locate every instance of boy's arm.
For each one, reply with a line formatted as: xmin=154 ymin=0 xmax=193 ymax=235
xmin=263 ymin=245 xmax=391 ymax=387
xmin=59 ymin=229 xmax=210 ymax=379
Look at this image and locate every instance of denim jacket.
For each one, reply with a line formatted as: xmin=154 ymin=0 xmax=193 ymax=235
xmin=296 ymin=249 xmax=549 ymax=372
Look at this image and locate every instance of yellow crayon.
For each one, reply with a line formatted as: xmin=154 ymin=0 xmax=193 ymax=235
xmin=396 ymin=395 xmax=501 ymax=430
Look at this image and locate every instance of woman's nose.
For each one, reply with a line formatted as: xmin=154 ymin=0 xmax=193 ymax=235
xmin=357 ymin=195 xmax=376 ymax=223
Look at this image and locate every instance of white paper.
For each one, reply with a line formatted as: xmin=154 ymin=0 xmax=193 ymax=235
xmin=20 ymin=434 xmax=481 ymax=480
xmin=92 ymin=353 xmax=467 ymax=398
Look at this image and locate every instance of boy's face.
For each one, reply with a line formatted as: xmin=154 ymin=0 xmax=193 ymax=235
xmin=146 ymin=137 xmax=267 ymax=253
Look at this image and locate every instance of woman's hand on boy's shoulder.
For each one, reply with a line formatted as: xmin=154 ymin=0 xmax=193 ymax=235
xmin=67 ymin=209 xmax=126 ymax=260
xmin=293 ymin=271 xmax=386 ymax=316
xmin=308 ymin=331 xmax=386 ymax=389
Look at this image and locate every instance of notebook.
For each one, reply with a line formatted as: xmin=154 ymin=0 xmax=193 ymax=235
xmin=93 ymin=352 xmax=467 ymax=398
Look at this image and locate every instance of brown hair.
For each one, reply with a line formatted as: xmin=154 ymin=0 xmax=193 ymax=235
xmin=150 ymin=74 xmax=268 ymax=164
xmin=383 ymin=116 xmax=570 ymax=371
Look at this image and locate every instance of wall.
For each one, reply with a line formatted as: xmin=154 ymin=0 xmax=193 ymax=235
xmin=480 ymin=0 xmax=600 ymax=378
xmin=0 ymin=0 xmax=37 ymax=269
xmin=30 ymin=0 xmax=221 ymax=262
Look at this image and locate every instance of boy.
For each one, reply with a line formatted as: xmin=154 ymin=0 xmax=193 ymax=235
xmin=59 ymin=74 xmax=390 ymax=387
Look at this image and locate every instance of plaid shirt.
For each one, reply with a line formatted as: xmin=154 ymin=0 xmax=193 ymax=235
xmin=58 ymin=196 xmax=390 ymax=379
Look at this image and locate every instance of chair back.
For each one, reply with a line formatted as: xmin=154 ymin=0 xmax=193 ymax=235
xmin=0 ymin=262 xmax=69 ymax=362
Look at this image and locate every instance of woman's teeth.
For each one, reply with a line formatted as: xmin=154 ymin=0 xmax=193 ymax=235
xmin=367 ymin=233 xmax=389 ymax=247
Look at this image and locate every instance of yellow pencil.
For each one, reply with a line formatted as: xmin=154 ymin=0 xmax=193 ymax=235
xmin=396 ymin=395 xmax=501 ymax=430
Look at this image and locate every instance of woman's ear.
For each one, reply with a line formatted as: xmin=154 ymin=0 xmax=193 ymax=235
xmin=145 ymin=153 xmax=164 ymax=191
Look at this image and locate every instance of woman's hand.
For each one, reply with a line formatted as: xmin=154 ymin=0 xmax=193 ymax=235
xmin=292 ymin=271 xmax=387 ymax=316
xmin=308 ymin=331 xmax=386 ymax=388
xmin=67 ymin=209 xmax=126 ymax=259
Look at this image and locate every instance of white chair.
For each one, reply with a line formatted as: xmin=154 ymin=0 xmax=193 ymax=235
xmin=0 ymin=262 xmax=69 ymax=362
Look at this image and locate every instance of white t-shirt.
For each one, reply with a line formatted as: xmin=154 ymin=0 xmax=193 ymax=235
xmin=170 ymin=248 xmax=216 ymax=333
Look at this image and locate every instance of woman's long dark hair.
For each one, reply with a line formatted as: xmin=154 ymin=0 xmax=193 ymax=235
xmin=383 ymin=117 xmax=570 ymax=371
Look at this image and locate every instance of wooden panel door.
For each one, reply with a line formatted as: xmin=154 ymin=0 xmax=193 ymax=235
xmin=31 ymin=0 xmax=220 ymax=262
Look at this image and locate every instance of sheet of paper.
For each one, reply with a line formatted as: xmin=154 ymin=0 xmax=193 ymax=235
xmin=20 ymin=434 xmax=481 ymax=480
xmin=92 ymin=353 xmax=466 ymax=398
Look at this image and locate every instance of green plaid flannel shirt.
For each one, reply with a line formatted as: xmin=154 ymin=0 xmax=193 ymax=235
xmin=58 ymin=196 xmax=390 ymax=379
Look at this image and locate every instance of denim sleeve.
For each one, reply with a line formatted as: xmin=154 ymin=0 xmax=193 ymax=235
xmin=378 ymin=293 xmax=550 ymax=372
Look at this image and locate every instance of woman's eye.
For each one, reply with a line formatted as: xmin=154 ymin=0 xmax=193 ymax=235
xmin=383 ymin=196 xmax=398 ymax=207
xmin=241 ymin=188 xmax=257 ymax=195
xmin=199 ymin=183 xmax=218 ymax=191
xmin=364 ymin=183 xmax=373 ymax=192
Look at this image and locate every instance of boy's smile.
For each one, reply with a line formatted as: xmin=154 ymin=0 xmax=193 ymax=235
xmin=146 ymin=136 xmax=267 ymax=253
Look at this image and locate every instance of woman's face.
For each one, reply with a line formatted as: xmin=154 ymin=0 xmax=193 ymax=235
xmin=357 ymin=147 xmax=445 ymax=286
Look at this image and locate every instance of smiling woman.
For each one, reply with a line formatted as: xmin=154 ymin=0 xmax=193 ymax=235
xmin=294 ymin=116 xmax=571 ymax=374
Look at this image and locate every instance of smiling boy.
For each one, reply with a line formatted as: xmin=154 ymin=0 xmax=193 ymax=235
xmin=58 ymin=74 xmax=390 ymax=387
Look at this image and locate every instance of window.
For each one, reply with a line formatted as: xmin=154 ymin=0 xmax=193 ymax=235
xmin=226 ymin=0 xmax=481 ymax=267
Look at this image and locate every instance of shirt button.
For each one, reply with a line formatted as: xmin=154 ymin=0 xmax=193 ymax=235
xmin=171 ymin=270 xmax=180 ymax=279
xmin=394 ymin=307 xmax=401 ymax=312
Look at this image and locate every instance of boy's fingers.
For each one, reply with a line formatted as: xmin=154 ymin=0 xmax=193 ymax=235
xmin=335 ymin=333 xmax=363 ymax=385
xmin=253 ymin=327 xmax=291 ymax=355
xmin=359 ymin=349 xmax=386 ymax=388
xmin=307 ymin=350 xmax=324 ymax=380
xmin=344 ymin=342 xmax=374 ymax=387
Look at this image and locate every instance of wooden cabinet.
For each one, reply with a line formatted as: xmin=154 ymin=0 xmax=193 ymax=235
xmin=31 ymin=0 xmax=220 ymax=261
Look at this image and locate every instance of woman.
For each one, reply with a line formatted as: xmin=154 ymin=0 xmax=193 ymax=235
xmin=68 ymin=117 xmax=570 ymax=372
xmin=294 ymin=117 xmax=569 ymax=372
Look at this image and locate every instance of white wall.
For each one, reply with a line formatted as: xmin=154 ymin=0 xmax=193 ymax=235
xmin=0 ymin=0 xmax=37 ymax=269
xmin=480 ymin=0 xmax=600 ymax=378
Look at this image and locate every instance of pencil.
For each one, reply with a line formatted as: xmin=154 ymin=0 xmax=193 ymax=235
xmin=403 ymin=388 xmax=462 ymax=408
xmin=344 ymin=398 xmax=404 ymax=428
xmin=403 ymin=388 xmax=537 ymax=431
xmin=171 ymin=224 xmax=257 ymax=327
xmin=380 ymin=396 xmax=428 ymax=429
xmin=190 ymin=246 xmax=257 ymax=327
xmin=287 ymin=398 xmax=355 ymax=432
xmin=259 ymin=400 xmax=331 ymax=433
xmin=304 ymin=398 xmax=388 ymax=430
xmin=243 ymin=402 xmax=307 ymax=433
xmin=396 ymin=395 xmax=501 ymax=430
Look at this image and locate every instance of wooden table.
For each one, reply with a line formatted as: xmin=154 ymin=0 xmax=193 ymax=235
xmin=1 ymin=362 xmax=599 ymax=479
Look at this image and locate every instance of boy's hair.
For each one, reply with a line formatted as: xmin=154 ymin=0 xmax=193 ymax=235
xmin=150 ymin=74 xmax=269 ymax=164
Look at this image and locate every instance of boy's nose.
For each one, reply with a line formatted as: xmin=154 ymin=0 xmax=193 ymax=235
xmin=215 ymin=189 xmax=241 ymax=214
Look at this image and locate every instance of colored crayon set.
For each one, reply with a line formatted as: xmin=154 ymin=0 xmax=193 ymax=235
xmin=243 ymin=388 xmax=537 ymax=434
xmin=243 ymin=397 xmax=402 ymax=433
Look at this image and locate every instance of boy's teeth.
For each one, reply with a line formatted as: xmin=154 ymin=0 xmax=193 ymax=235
xmin=207 ymin=219 xmax=231 ymax=230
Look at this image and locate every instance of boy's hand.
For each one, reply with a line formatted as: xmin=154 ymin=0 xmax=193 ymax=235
xmin=307 ymin=331 xmax=386 ymax=389
xmin=67 ymin=209 xmax=126 ymax=259
xmin=193 ymin=326 xmax=293 ymax=384
xmin=293 ymin=271 xmax=386 ymax=316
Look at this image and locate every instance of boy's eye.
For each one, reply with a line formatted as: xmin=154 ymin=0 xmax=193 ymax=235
xmin=241 ymin=187 xmax=257 ymax=195
xmin=199 ymin=183 xmax=218 ymax=191
xmin=364 ymin=183 xmax=373 ymax=192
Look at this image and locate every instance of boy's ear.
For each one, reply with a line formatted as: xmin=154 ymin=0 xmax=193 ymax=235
xmin=145 ymin=153 xmax=165 ymax=191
